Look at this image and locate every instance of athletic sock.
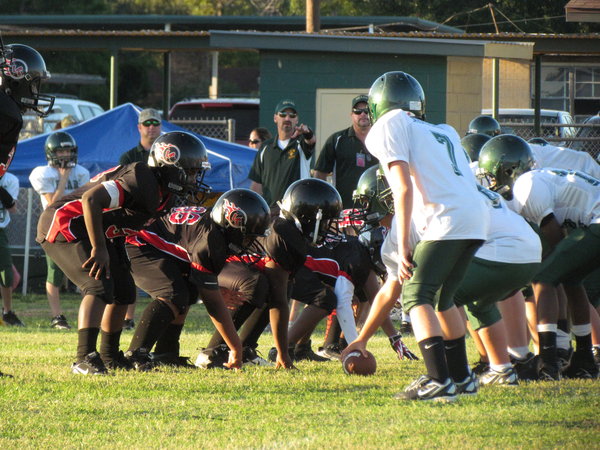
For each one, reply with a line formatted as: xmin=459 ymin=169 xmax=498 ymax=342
xmin=571 ymin=324 xmax=592 ymax=355
xmin=154 ymin=323 xmax=184 ymax=355
xmin=538 ymin=329 xmax=557 ymax=365
xmin=418 ymin=336 xmax=449 ymax=382
xmin=444 ymin=335 xmax=470 ymax=382
xmin=128 ymin=300 xmax=175 ymax=352
xmin=323 ymin=312 xmax=342 ymax=347
xmin=77 ymin=327 xmax=100 ymax=361
xmin=100 ymin=329 xmax=122 ymax=361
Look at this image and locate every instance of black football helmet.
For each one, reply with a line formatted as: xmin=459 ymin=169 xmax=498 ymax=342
xmin=148 ymin=131 xmax=211 ymax=197
xmin=0 ymin=44 xmax=54 ymax=116
xmin=44 ymin=131 xmax=78 ymax=168
xmin=211 ymin=188 xmax=270 ymax=255
xmin=467 ymin=116 xmax=501 ymax=137
xmin=477 ymin=134 xmax=535 ymax=200
xmin=279 ymin=179 xmax=343 ymax=246
xmin=368 ymin=71 xmax=425 ymax=124
xmin=461 ymin=133 xmax=491 ymax=163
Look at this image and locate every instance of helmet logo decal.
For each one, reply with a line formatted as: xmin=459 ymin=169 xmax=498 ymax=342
xmin=155 ymin=142 xmax=180 ymax=164
xmin=3 ymin=57 xmax=27 ymax=79
xmin=223 ymin=199 xmax=247 ymax=230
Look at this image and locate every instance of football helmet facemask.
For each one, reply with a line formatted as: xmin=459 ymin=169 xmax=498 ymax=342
xmin=467 ymin=115 xmax=501 ymax=137
xmin=279 ymin=179 xmax=343 ymax=246
xmin=350 ymin=165 xmax=393 ymax=231
xmin=148 ymin=131 xmax=211 ymax=197
xmin=44 ymin=131 xmax=78 ymax=168
xmin=210 ymin=188 xmax=271 ymax=255
xmin=368 ymin=71 xmax=425 ymax=124
xmin=477 ymin=134 xmax=535 ymax=200
xmin=0 ymin=44 xmax=54 ymax=116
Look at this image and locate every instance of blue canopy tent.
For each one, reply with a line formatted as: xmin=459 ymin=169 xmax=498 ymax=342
xmin=11 ymin=103 xmax=257 ymax=191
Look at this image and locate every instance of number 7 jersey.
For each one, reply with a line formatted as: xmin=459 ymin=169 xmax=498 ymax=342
xmin=366 ymin=109 xmax=488 ymax=241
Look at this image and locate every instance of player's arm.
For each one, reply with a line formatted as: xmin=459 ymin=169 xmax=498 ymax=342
xmin=341 ymin=278 xmax=401 ymax=358
xmin=263 ymin=259 xmax=294 ymax=369
xmin=249 ymin=181 xmax=263 ymax=195
xmin=0 ymin=185 xmax=16 ymax=213
xmin=387 ymin=160 xmax=414 ymax=280
xmin=81 ymin=184 xmax=112 ymax=280
xmin=198 ymin=286 xmax=243 ymax=369
xmin=539 ymin=213 xmax=565 ymax=253
xmin=48 ymin=168 xmax=71 ymax=204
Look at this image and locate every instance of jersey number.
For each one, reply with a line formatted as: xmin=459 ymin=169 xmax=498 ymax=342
xmin=431 ymin=131 xmax=462 ymax=176
xmin=168 ymin=206 xmax=207 ymax=225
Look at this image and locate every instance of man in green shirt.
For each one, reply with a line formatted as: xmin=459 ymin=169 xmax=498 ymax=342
xmin=249 ymin=100 xmax=316 ymax=207
xmin=313 ymin=95 xmax=377 ymax=208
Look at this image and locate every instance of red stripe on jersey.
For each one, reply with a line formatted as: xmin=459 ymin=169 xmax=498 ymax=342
xmin=135 ymin=230 xmax=213 ymax=273
xmin=304 ymin=255 xmax=353 ymax=283
xmin=226 ymin=254 xmax=271 ymax=272
xmin=46 ymin=199 xmax=84 ymax=242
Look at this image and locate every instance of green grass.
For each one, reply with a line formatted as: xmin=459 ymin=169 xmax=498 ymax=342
xmin=1 ymin=293 xmax=599 ymax=449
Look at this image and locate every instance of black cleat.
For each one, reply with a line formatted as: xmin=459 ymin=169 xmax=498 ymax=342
xmin=50 ymin=314 xmax=71 ymax=330
xmin=151 ymin=352 xmax=196 ymax=368
xmin=194 ymin=344 xmax=230 ymax=369
xmin=124 ymin=348 xmax=155 ymax=372
xmin=294 ymin=341 xmax=329 ymax=362
xmin=557 ymin=347 xmax=573 ymax=374
xmin=511 ymin=352 xmax=538 ymax=381
xmin=471 ymin=359 xmax=490 ymax=376
xmin=242 ymin=346 xmax=272 ymax=366
xmin=267 ymin=346 xmax=294 ymax=363
xmin=102 ymin=350 xmax=134 ymax=371
xmin=563 ymin=351 xmax=599 ymax=380
xmin=71 ymin=352 xmax=108 ymax=375
xmin=316 ymin=344 xmax=342 ymax=361
xmin=2 ymin=310 xmax=25 ymax=327
xmin=538 ymin=361 xmax=562 ymax=381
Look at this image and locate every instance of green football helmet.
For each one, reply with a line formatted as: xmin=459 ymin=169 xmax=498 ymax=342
xmin=368 ymin=71 xmax=425 ymax=124
xmin=477 ymin=134 xmax=535 ymax=200
xmin=528 ymin=137 xmax=549 ymax=146
xmin=467 ymin=115 xmax=501 ymax=137
xmin=461 ymin=133 xmax=491 ymax=163
xmin=352 ymin=165 xmax=393 ymax=220
xmin=44 ymin=131 xmax=78 ymax=168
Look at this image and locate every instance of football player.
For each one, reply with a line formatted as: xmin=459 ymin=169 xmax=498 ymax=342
xmin=466 ymin=115 xmax=501 ymax=137
xmin=479 ymin=138 xmax=600 ymax=380
xmin=0 ymin=43 xmax=54 ymax=178
xmin=30 ymin=131 xmax=90 ymax=329
xmin=342 ymin=71 xmax=489 ymax=402
xmin=36 ymin=131 xmax=210 ymax=375
xmin=123 ymin=189 xmax=271 ymax=371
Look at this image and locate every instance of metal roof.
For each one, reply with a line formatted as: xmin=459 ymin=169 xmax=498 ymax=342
xmin=565 ymin=0 xmax=600 ymax=22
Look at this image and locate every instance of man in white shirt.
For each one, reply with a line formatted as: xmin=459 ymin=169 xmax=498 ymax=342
xmin=342 ymin=71 xmax=488 ymax=402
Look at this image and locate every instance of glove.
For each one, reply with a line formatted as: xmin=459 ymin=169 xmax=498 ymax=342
xmin=389 ymin=334 xmax=419 ymax=360
xmin=0 ymin=186 xmax=15 ymax=209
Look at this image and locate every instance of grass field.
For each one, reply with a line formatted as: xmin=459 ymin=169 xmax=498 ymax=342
xmin=1 ymin=293 xmax=599 ymax=449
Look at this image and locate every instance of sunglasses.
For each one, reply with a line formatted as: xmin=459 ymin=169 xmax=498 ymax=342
xmin=352 ymin=108 xmax=369 ymax=115
xmin=142 ymin=119 xmax=161 ymax=127
xmin=249 ymin=139 xmax=262 ymax=145
xmin=277 ymin=112 xmax=298 ymax=119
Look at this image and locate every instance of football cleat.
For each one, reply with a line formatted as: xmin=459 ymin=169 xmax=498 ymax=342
xmin=479 ymin=367 xmax=519 ymax=386
xmin=195 ymin=344 xmax=230 ymax=369
xmin=294 ymin=341 xmax=329 ymax=362
xmin=395 ymin=375 xmax=457 ymax=403
xmin=316 ymin=344 xmax=343 ymax=361
xmin=538 ymin=361 xmax=562 ymax=381
xmin=2 ymin=310 xmax=25 ymax=327
xmin=102 ymin=350 xmax=134 ymax=371
xmin=150 ymin=352 xmax=196 ymax=369
xmin=124 ymin=348 xmax=155 ymax=372
xmin=454 ymin=370 xmax=479 ymax=396
xmin=71 ymin=352 xmax=108 ymax=375
xmin=242 ymin=346 xmax=273 ymax=367
xmin=510 ymin=352 xmax=538 ymax=381
xmin=267 ymin=346 xmax=294 ymax=363
xmin=50 ymin=314 xmax=71 ymax=330
xmin=563 ymin=351 xmax=599 ymax=380
xmin=471 ymin=359 xmax=490 ymax=376
xmin=556 ymin=346 xmax=573 ymax=374
xmin=389 ymin=307 xmax=403 ymax=322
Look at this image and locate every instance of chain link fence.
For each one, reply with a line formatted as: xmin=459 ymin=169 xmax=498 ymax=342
xmin=498 ymin=122 xmax=600 ymax=160
xmin=170 ymin=118 xmax=235 ymax=142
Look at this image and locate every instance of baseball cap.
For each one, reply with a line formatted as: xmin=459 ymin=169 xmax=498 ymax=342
xmin=351 ymin=95 xmax=369 ymax=108
xmin=274 ymin=99 xmax=297 ymax=114
xmin=138 ymin=108 xmax=161 ymax=124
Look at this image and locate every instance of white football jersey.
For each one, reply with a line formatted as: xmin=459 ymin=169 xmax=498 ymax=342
xmin=475 ymin=186 xmax=541 ymax=264
xmin=367 ymin=110 xmax=488 ymax=241
xmin=510 ymin=168 xmax=600 ymax=227
xmin=29 ymin=164 xmax=90 ymax=209
xmin=0 ymin=172 xmax=19 ymax=228
xmin=531 ymin=143 xmax=600 ymax=179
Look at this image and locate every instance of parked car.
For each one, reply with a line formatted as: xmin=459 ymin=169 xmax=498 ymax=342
xmin=571 ymin=114 xmax=600 ymax=159
xmin=168 ymin=98 xmax=259 ymax=145
xmin=481 ymin=108 xmax=577 ymax=145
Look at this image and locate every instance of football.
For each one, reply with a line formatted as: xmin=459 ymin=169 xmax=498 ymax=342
xmin=342 ymin=350 xmax=377 ymax=376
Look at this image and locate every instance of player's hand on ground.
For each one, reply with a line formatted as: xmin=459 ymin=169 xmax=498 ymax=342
xmin=220 ymin=288 xmax=247 ymax=310
xmin=341 ymin=340 xmax=369 ymax=359
xmin=224 ymin=348 xmax=242 ymax=370
xmin=82 ymin=246 xmax=110 ymax=280
xmin=275 ymin=352 xmax=295 ymax=370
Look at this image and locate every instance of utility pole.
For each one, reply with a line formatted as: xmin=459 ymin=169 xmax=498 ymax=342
xmin=306 ymin=0 xmax=320 ymax=33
